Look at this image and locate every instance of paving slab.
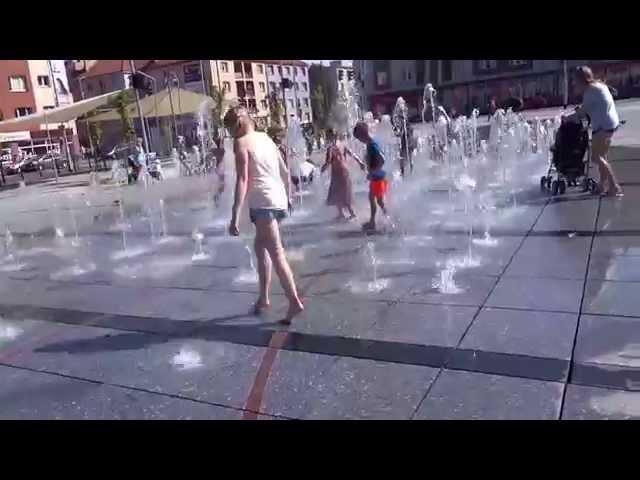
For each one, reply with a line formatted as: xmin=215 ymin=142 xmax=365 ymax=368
xmin=503 ymin=236 xmax=591 ymax=280
xmin=574 ymin=314 xmax=640 ymax=369
xmin=591 ymin=235 xmax=640 ymax=257
xmin=261 ymin=350 xmax=438 ymax=419
xmin=460 ymin=308 xmax=578 ymax=360
xmin=0 ymin=365 xmax=241 ymax=420
xmin=401 ymin=274 xmax=497 ymax=307
xmin=588 ymin=255 xmax=640 ymax=282
xmin=486 ymin=277 xmax=584 ymax=313
xmin=583 ymin=280 xmax=640 ymax=317
xmin=533 ymin=198 xmax=598 ymax=233
xmin=268 ymin=296 xmax=387 ymax=339
xmin=371 ymin=303 xmax=477 ymax=347
xmin=2 ymin=321 xmax=265 ymax=410
xmin=414 ymin=369 xmax=563 ymax=420
xmin=561 ymin=384 xmax=640 ymax=420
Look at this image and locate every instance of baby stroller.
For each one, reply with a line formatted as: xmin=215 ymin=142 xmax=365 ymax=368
xmin=540 ymin=116 xmax=597 ymax=196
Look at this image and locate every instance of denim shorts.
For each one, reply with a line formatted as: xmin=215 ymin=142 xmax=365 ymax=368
xmin=249 ymin=208 xmax=287 ymax=224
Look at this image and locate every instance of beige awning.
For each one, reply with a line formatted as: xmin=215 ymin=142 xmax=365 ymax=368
xmin=0 ymin=90 xmax=129 ymax=133
xmin=89 ymin=87 xmax=214 ymax=122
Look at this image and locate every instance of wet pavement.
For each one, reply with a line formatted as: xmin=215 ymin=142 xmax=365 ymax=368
xmin=1 ymin=136 xmax=640 ymax=420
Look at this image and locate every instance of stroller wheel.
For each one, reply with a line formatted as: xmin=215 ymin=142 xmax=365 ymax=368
xmin=559 ymin=180 xmax=567 ymax=195
xmin=551 ymin=180 xmax=559 ymax=196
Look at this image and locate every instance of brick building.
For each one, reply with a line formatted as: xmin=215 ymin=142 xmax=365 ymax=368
xmin=0 ymin=60 xmax=75 ymax=157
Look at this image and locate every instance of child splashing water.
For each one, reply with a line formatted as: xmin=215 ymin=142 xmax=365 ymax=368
xmin=353 ymin=122 xmax=388 ymax=231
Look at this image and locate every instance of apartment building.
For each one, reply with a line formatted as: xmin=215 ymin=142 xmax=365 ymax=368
xmin=309 ymin=60 xmax=354 ymax=112
xmin=354 ymin=60 xmax=640 ymax=119
xmin=263 ymin=60 xmax=313 ymax=124
xmin=0 ymin=60 xmax=76 ymax=155
xmin=209 ymin=60 xmax=270 ymax=124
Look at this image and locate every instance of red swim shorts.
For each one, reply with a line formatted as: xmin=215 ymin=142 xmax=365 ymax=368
xmin=369 ymin=179 xmax=388 ymax=199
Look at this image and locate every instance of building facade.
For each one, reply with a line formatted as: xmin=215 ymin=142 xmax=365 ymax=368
xmin=65 ymin=59 xmax=311 ymax=151
xmin=354 ymin=60 xmax=640 ymax=119
xmin=0 ymin=60 xmax=76 ymax=157
xmin=263 ymin=60 xmax=313 ymax=124
xmin=309 ymin=60 xmax=354 ymax=117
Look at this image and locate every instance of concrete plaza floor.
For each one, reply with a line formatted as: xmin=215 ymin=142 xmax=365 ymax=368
xmin=1 ymin=119 xmax=640 ymax=420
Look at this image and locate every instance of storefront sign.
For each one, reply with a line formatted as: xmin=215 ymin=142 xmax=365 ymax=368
xmin=0 ymin=131 xmax=31 ymax=144
xmin=184 ymin=63 xmax=202 ymax=83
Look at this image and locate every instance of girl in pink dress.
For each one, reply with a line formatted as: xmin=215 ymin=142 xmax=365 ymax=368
xmin=321 ymin=131 xmax=366 ymax=220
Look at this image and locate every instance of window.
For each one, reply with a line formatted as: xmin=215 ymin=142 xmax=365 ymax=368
xmin=37 ymin=75 xmax=51 ymax=87
xmin=268 ymin=65 xmax=274 ymax=75
xmin=236 ymin=81 xmax=246 ymax=97
xmin=478 ymin=60 xmax=497 ymax=71
xmin=248 ymin=99 xmax=257 ymax=112
xmin=15 ymin=107 xmax=33 ymax=117
xmin=246 ymin=82 xmax=255 ymax=96
xmin=304 ymin=113 xmax=311 ymax=122
xmin=415 ymin=60 xmax=425 ymax=85
xmin=9 ymin=76 xmax=27 ymax=92
xmin=303 ymin=98 xmax=309 ymax=107
xmin=284 ymin=66 xmax=291 ymax=75
xmin=277 ymin=66 xmax=283 ymax=76
xmin=221 ymin=61 xmax=229 ymax=73
xmin=441 ymin=60 xmax=452 ymax=82
xmin=234 ymin=61 xmax=243 ymax=73
xmin=376 ymin=71 xmax=388 ymax=87
xmin=257 ymin=64 xmax=264 ymax=74
xmin=259 ymin=81 xmax=266 ymax=92
xmin=294 ymin=67 xmax=298 ymax=76
xmin=288 ymin=99 xmax=294 ymax=108
xmin=99 ymin=79 xmax=105 ymax=93
xmin=243 ymin=62 xmax=253 ymax=78
xmin=269 ymin=81 xmax=277 ymax=91
xmin=301 ymin=67 xmax=306 ymax=77
xmin=260 ymin=99 xmax=268 ymax=110
xmin=222 ymin=81 xmax=231 ymax=92
xmin=43 ymin=105 xmax=55 ymax=110
xmin=301 ymin=82 xmax=308 ymax=91
xmin=294 ymin=82 xmax=299 ymax=91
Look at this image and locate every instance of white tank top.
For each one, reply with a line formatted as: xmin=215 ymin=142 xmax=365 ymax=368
xmin=244 ymin=131 xmax=288 ymax=210
xmin=583 ymin=82 xmax=619 ymax=132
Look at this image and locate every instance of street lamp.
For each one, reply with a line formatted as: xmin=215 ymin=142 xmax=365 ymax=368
xmin=133 ymin=70 xmax=159 ymax=154
xmin=164 ymin=71 xmax=180 ymax=146
xmin=128 ymin=60 xmax=150 ymax=155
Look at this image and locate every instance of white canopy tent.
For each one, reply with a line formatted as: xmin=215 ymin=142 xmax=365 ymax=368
xmin=0 ymin=90 xmax=129 ymax=133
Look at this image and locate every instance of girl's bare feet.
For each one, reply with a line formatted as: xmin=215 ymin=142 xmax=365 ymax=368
xmin=253 ymin=299 xmax=271 ymax=315
xmin=279 ymin=300 xmax=304 ymax=325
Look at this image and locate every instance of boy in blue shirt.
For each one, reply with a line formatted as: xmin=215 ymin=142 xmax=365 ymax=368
xmin=353 ymin=122 xmax=388 ymax=231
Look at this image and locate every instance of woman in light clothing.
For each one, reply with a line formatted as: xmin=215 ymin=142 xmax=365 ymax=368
xmin=574 ymin=66 xmax=623 ymax=197
xmin=225 ymin=106 xmax=304 ymax=323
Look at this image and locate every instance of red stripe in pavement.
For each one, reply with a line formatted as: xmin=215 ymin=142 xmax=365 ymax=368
xmin=242 ymin=330 xmax=289 ymax=420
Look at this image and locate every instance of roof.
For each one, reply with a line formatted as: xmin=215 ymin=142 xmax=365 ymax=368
xmin=80 ymin=60 xmax=149 ymax=79
xmin=89 ymin=87 xmax=213 ymax=122
xmin=257 ymin=60 xmax=308 ymax=67
xmin=81 ymin=59 xmax=307 ymax=79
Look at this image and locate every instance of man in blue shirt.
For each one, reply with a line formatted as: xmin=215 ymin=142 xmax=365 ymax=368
xmin=354 ymin=122 xmax=388 ymax=230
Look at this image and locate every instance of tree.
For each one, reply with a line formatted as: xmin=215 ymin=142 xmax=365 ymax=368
xmin=88 ymin=118 xmax=103 ymax=153
xmin=209 ymin=85 xmax=229 ymax=148
xmin=311 ymin=84 xmax=329 ymax=133
xmin=114 ymin=90 xmax=135 ymax=144
xmin=268 ymin=91 xmax=284 ymax=128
